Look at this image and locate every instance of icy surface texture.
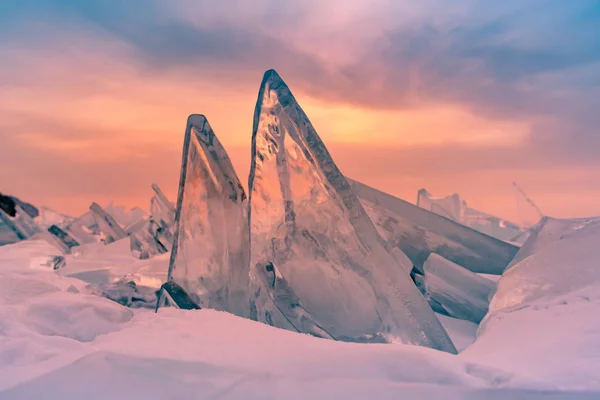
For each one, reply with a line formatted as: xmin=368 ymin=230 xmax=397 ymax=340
xmin=248 ymin=69 xmax=455 ymax=352
xmin=349 ymin=179 xmax=518 ymax=275
xmin=251 ymin=261 xmax=334 ymax=340
xmin=89 ymin=203 xmax=128 ymax=244
xmin=489 ymin=216 xmax=600 ymax=313
xmin=419 ymin=254 xmax=495 ymax=324
xmin=166 ymin=115 xmax=251 ymax=317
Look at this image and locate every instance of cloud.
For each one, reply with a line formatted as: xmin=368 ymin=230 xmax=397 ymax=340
xmin=1 ymin=0 xmax=600 ymax=218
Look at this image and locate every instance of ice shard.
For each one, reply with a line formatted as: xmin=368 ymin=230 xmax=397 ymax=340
xmin=0 ymin=205 xmax=41 ymax=241
xmin=65 ymin=210 xmax=100 ymax=244
xmin=0 ymin=193 xmax=38 ymax=219
xmin=349 ymin=179 xmax=518 ymax=275
xmin=0 ymin=208 xmax=27 ymax=243
xmin=125 ymin=186 xmax=174 ymax=260
xmin=1 ymin=197 xmax=43 ymax=245
xmin=156 ymin=282 xmax=201 ymax=310
xmin=251 ymin=261 xmax=335 ymax=340
xmin=90 ymin=202 xmax=128 ymax=244
xmin=248 ymin=69 xmax=456 ymax=352
xmin=151 ymin=184 xmax=176 ymax=223
xmin=48 ymin=225 xmax=80 ymax=249
xmin=164 ymin=115 xmax=251 ymax=318
xmin=417 ymin=188 xmax=527 ymax=244
xmin=418 ymin=253 xmax=495 ymax=324
xmin=13 ymin=205 xmax=41 ymax=237
xmin=129 ymin=223 xmax=168 ymax=260
xmin=104 ymin=202 xmax=147 ymax=229
xmin=0 ymin=220 xmax=21 ymax=246
xmin=35 ymin=207 xmax=75 ymax=230
xmin=148 ymin=184 xmax=175 ymax=252
xmin=417 ymin=189 xmax=465 ymax=222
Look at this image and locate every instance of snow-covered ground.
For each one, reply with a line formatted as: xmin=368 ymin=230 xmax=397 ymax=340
xmin=463 ymin=217 xmax=600 ymax=391
xmin=0 ymin=238 xmax=599 ymax=399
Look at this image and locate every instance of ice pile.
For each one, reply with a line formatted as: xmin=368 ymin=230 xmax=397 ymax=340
xmin=349 ymin=180 xmax=518 ymax=274
xmin=416 ymin=188 xmax=535 ymax=244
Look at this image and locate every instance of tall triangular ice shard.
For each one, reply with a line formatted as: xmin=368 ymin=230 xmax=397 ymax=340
xmin=248 ymin=69 xmax=456 ymax=352
xmin=165 ymin=115 xmax=251 ymax=317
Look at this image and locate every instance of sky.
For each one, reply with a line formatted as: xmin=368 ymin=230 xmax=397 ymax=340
xmin=1 ymin=0 xmax=600 ymax=223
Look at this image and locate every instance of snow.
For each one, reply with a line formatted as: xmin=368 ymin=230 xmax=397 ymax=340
xmin=62 ymin=238 xmax=169 ymax=288
xmin=1 ymin=67 xmax=598 ymax=398
xmin=462 ymin=216 xmax=600 ymax=390
xmin=437 ymin=314 xmax=478 ymax=352
xmin=491 ymin=216 xmax=600 ymax=311
xmin=0 ymin=237 xmax=599 ymax=398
